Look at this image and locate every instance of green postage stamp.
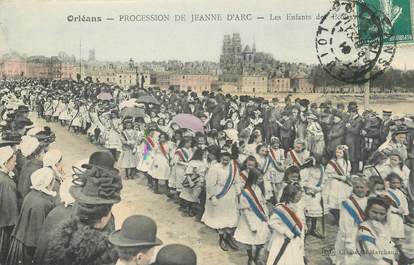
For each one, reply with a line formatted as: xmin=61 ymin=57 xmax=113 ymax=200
xmin=360 ymin=0 xmax=414 ymax=44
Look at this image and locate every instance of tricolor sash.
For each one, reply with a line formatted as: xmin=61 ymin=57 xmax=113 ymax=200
xmin=385 ymin=189 xmax=401 ymax=208
xmin=264 ymin=149 xmax=284 ymax=173
xmin=288 ymin=150 xmax=302 ymax=167
xmin=239 ymin=170 xmax=248 ymax=183
xmin=159 ymin=143 xmax=170 ymax=162
xmin=357 ymin=224 xmax=377 ymax=254
xmin=241 ymin=187 xmax=268 ymax=222
xmin=342 ymin=196 xmax=366 ymax=225
xmin=175 ymin=148 xmax=191 ymax=162
xmin=216 ymin=160 xmax=239 ymax=199
xmin=272 ymin=204 xmax=303 ymax=238
xmin=143 ymin=136 xmax=156 ymax=160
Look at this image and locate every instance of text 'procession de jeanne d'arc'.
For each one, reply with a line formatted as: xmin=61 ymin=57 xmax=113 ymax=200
xmin=66 ymin=13 xmax=314 ymax=23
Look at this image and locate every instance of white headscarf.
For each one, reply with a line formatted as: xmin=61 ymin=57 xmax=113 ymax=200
xmin=0 ymin=146 xmax=15 ymax=177
xmin=30 ymin=167 xmax=56 ymax=197
xmin=20 ymin=136 xmax=40 ymax=157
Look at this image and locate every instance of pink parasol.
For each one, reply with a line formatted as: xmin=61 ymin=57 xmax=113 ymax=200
xmin=172 ymin=114 xmax=204 ymax=133
xmin=97 ymin=92 xmax=113 ymax=101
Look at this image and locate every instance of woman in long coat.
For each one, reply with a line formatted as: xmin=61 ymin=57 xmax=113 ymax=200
xmin=326 ymin=114 xmax=345 ymax=158
xmin=0 ymin=147 xmax=19 ymax=265
xmin=6 ymin=167 xmax=56 ymax=265
xmin=202 ymin=151 xmax=241 ymax=251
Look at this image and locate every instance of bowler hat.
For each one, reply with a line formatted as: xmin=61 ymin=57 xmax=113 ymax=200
xmin=109 ymin=215 xmax=162 ymax=247
xmin=154 ymin=244 xmax=197 ymax=265
xmin=82 ymin=151 xmax=118 ymax=172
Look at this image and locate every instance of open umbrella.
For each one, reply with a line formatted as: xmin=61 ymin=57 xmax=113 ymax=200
xmin=119 ymin=99 xmax=142 ymax=110
xmin=136 ymin=95 xmax=160 ymax=105
xmin=97 ymin=92 xmax=113 ymax=101
xmin=172 ymin=114 xmax=204 ymax=133
xmin=120 ymin=107 xmax=145 ymax=119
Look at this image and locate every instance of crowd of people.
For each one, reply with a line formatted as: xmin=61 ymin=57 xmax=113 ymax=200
xmin=0 ymin=77 xmax=414 ymax=265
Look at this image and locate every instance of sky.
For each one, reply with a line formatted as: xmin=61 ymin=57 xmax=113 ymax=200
xmin=1 ymin=0 xmax=414 ymax=69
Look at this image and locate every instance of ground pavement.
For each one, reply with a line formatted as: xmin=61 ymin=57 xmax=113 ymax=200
xmin=32 ymin=114 xmax=339 ymax=265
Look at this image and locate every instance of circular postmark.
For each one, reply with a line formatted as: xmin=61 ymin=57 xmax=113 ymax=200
xmin=315 ymin=0 xmax=396 ymax=84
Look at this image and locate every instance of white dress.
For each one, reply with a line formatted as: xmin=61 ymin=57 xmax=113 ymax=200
xmin=180 ymin=160 xmax=207 ymax=203
xmin=262 ymin=148 xmax=285 ymax=200
xmin=118 ymin=129 xmax=140 ymax=169
xmin=149 ymin=142 xmax=172 ymax=181
xmin=234 ymin=185 xmax=270 ymax=245
xmin=334 ymin=195 xmax=367 ymax=265
xmin=301 ymin=166 xmax=327 ymax=217
xmin=171 ymin=147 xmax=193 ymax=192
xmin=324 ymin=159 xmax=353 ymax=210
xmin=266 ymin=203 xmax=306 ymax=265
xmin=353 ymin=220 xmax=396 ymax=265
xmin=136 ymin=135 xmax=158 ymax=173
xmin=385 ymin=188 xmax=409 ymax=239
xmin=202 ymin=161 xmax=240 ymax=229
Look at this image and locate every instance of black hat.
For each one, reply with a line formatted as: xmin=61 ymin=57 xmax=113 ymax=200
xmin=82 ymin=151 xmax=119 ymax=172
xmin=0 ymin=139 xmax=20 ymax=148
xmin=109 ymin=215 xmax=162 ymax=247
xmin=154 ymin=244 xmax=197 ymax=265
xmin=71 ymin=154 xmax=122 ymax=205
xmin=16 ymin=105 xmax=29 ymax=113
xmin=347 ymin=101 xmax=358 ymax=111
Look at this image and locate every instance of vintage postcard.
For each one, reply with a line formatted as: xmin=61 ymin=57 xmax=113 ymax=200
xmin=0 ymin=0 xmax=413 ymax=265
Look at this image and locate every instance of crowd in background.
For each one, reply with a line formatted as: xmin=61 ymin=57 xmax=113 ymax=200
xmin=1 ymin=78 xmax=414 ymax=265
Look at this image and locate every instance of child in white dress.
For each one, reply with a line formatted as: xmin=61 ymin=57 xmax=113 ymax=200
xmin=354 ymin=196 xmax=397 ymax=265
xmin=266 ymin=183 xmax=305 ymax=265
xmin=384 ymin=172 xmax=409 ymax=243
xmin=334 ymin=177 xmax=369 ymax=265
xmin=234 ymin=168 xmax=270 ymax=265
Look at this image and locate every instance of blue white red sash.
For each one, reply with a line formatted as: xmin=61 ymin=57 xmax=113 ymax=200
xmin=216 ymin=160 xmax=239 ymax=199
xmin=175 ymin=148 xmax=191 ymax=162
xmin=241 ymin=187 xmax=267 ymax=222
xmin=384 ymin=189 xmax=401 ymax=208
xmin=342 ymin=196 xmax=366 ymax=225
xmin=143 ymin=136 xmax=156 ymax=160
xmin=288 ymin=150 xmax=302 ymax=167
xmin=263 ymin=149 xmax=284 ymax=173
xmin=357 ymin=224 xmax=377 ymax=254
xmin=272 ymin=204 xmax=303 ymax=238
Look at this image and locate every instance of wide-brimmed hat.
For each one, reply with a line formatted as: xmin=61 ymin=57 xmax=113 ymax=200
xmin=153 ymin=244 xmax=197 ymax=265
xmin=70 ymin=168 xmax=122 ymax=204
xmin=109 ymin=215 xmax=162 ymax=247
xmin=81 ymin=151 xmax=118 ymax=172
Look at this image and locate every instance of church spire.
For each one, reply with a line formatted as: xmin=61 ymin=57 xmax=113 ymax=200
xmin=252 ymin=37 xmax=256 ymax=52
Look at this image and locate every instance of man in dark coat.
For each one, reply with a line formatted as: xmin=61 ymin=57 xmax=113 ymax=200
xmin=345 ymin=102 xmax=364 ymax=174
xmin=326 ymin=113 xmax=345 ymax=159
xmin=0 ymin=146 xmax=19 ymax=265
